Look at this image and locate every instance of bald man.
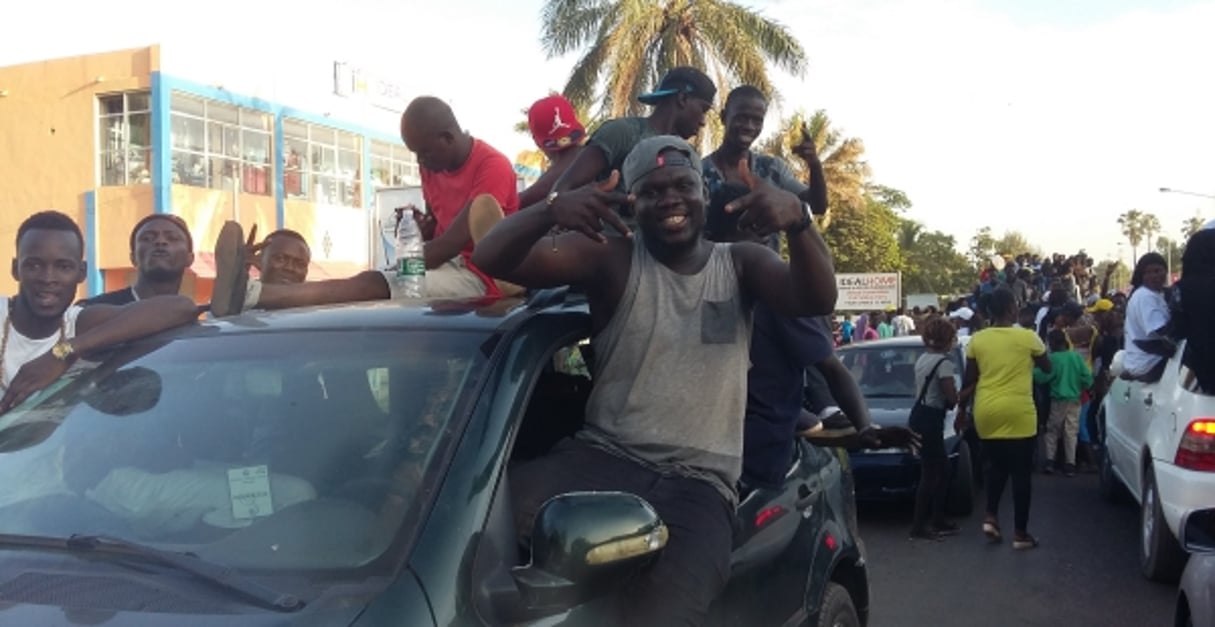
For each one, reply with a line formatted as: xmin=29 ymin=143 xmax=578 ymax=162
xmin=209 ymin=97 xmax=521 ymax=316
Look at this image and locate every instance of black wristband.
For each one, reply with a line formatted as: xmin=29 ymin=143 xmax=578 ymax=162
xmin=786 ymin=205 xmax=813 ymax=235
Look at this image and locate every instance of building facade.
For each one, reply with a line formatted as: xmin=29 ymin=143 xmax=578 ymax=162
xmin=0 ymin=44 xmax=421 ymax=301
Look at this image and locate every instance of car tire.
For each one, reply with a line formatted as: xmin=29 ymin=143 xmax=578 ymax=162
xmin=1097 ymin=440 xmax=1126 ymax=504
xmin=815 ymin=582 xmax=860 ymax=627
xmin=946 ymin=441 xmax=975 ymax=516
xmin=1139 ymin=464 xmax=1187 ymax=583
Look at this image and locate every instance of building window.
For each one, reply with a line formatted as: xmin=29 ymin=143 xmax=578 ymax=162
xmin=284 ymin=120 xmax=362 ymax=207
xmin=169 ymin=94 xmax=273 ymax=196
xmin=97 ymin=92 xmax=152 ymax=186
xmin=370 ymin=140 xmax=420 ymax=189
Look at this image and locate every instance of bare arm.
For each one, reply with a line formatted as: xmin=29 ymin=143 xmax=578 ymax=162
xmin=939 ymin=376 xmax=959 ymax=410
xmin=1 ymin=296 xmax=199 ymax=412
xmin=255 ymin=272 xmax=391 ymax=310
xmin=74 ymin=295 xmax=199 ymax=351
xmin=799 ymin=158 xmax=829 ymax=216
xmin=814 ymin=356 xmax=870 ymax=430
xmin=518 ymin=147 xmax=584 ymax=208
xmin=424 ymin=204 xmax=471 ymax=270
xmin=552 ymin=145 xmax=608 ymax=192
xmin=471 ymin=174 xmax=631 ymax=288
xmin=729 ymin=159 xmax=837 ymax=316
xmin=1033 ymin=352 xmax=1052 ymax=372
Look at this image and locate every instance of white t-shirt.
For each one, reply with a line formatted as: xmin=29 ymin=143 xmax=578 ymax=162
xmin=892 ymin=314 xmax=916 ymax=337
xmin=0 ymin=298 xmax=82 ymax=389
xmin=1122 ymin=287 xmax=1170 ymax=375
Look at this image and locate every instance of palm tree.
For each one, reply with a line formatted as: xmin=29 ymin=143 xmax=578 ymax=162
xmin=1182 ymin=215 xmax=1206 ymax=240
xmin=1118 ymin=209 xmax=1146 ymax=261
xmin=1142 ymin=213 xmax=1162 ymax=253
xmin=759 ymin=110 xmax=871 ymax=228
xmin=897 ymin=219 xmax=924 ymax=253
xmin=540 ymin=0 xmax=807 ymax=122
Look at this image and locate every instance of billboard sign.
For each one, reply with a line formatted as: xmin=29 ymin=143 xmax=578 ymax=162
xmin=835 ymin=273 xmax=900 ymax=311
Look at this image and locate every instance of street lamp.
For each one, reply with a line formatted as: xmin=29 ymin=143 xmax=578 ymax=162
xmin=1159 ymin=187 xmax=1215 ymax=200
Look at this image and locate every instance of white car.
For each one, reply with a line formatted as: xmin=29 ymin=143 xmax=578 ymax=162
xmin=1100 ymin=341 xmax=1215 ymax=582
xmin=1176 ymin=508 xmax=1215 ymax=627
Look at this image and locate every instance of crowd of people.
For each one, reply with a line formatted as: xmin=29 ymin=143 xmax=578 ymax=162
xmin=4 ymin=61 xmax=1213 ymax=625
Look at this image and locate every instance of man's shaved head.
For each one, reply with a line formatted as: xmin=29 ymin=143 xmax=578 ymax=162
xmin=400 ymin=96 xmax=471 ymax=173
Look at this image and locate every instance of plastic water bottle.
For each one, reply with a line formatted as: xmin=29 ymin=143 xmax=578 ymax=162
xmin=395 ymin=213 xmax=426 ymax=298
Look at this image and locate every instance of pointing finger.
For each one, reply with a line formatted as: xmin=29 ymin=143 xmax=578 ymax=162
xmin=245 ymin=223 xmax=259 ymax=248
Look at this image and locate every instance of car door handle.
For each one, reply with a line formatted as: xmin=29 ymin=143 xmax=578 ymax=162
xmin=796 ymin=484 xmax=816 ymax=509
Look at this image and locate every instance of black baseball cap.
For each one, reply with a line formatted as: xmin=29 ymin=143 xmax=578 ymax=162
xmin=638 ymin=66 xmax=717 ymax=105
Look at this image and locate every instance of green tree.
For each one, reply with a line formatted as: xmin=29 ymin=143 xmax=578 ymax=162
xmin=1142 ymin=213 xmax=1162 ymax=253
xmin=968 ymin=226 xmax=995 ymax=268
xmin=897 ymin=219 xmax=974 ymax=296
xmin=540 ymin=0 xmax=806 ymax=123
xmin=1118 ymin=209 xmax=1146 ymax=261
xmin=1157 ymin=236 xmax=1183 ymax=274
xmin=821 ymin=197 xmax=902 ymax=273
xmin=992 ymin=230 xmax=1036 ymax=258
xmin=1182 ymin=215 xmax=1206 ymax=240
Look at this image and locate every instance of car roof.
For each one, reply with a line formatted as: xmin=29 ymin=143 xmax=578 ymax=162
xmin=172 ymin=289 xmax=585 ymax=339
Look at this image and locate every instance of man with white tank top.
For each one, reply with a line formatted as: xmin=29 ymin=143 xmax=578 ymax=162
xmin=473 ymin=136 xmax=837 ymax=626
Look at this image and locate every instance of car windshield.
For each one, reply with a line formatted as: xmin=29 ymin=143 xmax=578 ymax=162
xmin=0 ymin=328 xmax=485 ymax=573
xmin=838 ymin=344 xmax=931 ymax=398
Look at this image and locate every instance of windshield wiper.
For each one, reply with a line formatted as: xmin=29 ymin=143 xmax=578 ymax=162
xmin=0 ymin=533 xmax=304 ymax=612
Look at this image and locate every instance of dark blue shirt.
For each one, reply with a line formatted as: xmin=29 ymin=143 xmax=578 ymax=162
xmin=742 ymin=304 xmax=835 ymax=489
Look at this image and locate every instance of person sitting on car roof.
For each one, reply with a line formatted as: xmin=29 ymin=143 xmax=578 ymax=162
xmin=209 ymin=96 xmax=523 ymax=316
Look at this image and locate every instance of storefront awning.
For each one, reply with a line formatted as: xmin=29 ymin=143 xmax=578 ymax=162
xmin=189 ymin=252 xmax=367 ymax=281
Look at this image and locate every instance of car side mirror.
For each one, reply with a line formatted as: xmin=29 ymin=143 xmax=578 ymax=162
xmin=1180 ymin=509 xmax=1215 ymax=553
xmin=511 ymin=491 xmax=668 ymax=612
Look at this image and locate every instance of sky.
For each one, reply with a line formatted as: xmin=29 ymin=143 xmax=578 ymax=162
xmin=4 ymin=0 xmax=1214 ymax=266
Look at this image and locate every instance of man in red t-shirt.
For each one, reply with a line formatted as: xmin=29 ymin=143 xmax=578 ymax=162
xmin=209 ymin=97 xmax=521 ymax=316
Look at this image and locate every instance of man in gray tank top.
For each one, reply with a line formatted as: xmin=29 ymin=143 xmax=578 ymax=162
xmin=472 ymin=135 xmax=837 ymax=626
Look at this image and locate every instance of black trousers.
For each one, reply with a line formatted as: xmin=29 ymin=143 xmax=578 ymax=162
xmin=510 ymin=438 xmax=733 ymax=627
xmin=910 ymin=409 xmax=948 ymax=531
xmin=983 ymin=437 xmax=1035 ymax=532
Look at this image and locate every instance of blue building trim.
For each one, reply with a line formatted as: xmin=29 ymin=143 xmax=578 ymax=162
xmin=150 ymin=72 xmax=171 ymax=214
xmin=83 ymin=190 xmax=102 ymax=296
xmin=274 ymin=115 xmax=285 ymax=229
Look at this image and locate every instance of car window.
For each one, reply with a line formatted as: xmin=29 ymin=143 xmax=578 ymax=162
xmin=838 ymin=345 xmax=926 ymax=398
xmin=0 ymin=329 xmax=486 ymax=574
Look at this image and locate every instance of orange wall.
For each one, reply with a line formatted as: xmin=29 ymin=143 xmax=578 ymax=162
xmin=0 ymin=45 xmax=158 ymax=297
xmin=94 ymin=185 xmax=155 ymax=268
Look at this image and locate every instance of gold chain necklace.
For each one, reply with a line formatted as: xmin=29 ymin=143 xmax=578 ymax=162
xmin=0 ymin=297 xmax=67 ymax=392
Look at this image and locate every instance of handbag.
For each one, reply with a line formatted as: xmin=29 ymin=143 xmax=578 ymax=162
xmin=907 ymin=356 xmax=949 ymax=432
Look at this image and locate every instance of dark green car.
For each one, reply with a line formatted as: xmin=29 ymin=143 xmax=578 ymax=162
xmin=0 ymin=291 xmax=868 ymax=626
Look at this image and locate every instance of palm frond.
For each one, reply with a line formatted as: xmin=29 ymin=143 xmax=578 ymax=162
xmin=540 ymin=0 xmax=613 ymax=57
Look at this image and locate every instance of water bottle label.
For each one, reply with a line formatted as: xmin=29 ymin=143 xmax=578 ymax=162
xmin=398 ymin=257 xmax=425 ymax=277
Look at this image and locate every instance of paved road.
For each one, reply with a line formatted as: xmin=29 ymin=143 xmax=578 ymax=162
xmin=857 ymin=472 xmax=1177 ymax=627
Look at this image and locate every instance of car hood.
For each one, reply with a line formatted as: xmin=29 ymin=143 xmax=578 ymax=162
xmin=865 ymin=398 xmax=914 ymax=428
xmin=866 ymin=398 xmax=958 ymax=436
xmin=0 ymin=603 xmax=364 ymax=626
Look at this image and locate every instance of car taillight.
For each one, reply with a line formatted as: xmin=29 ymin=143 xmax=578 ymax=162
xmin=1175 ymin=419 xmax=1215 ymax=471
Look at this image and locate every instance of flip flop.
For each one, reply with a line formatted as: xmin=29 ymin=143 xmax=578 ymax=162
xmin=210 ymin=221 xmax=248 ymax=318
xmin=983 ymin=521 xmax=1003 ymax=543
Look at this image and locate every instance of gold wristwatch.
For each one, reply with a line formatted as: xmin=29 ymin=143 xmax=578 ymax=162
xmin=51 ymin=340 xmax=76 ymax=361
